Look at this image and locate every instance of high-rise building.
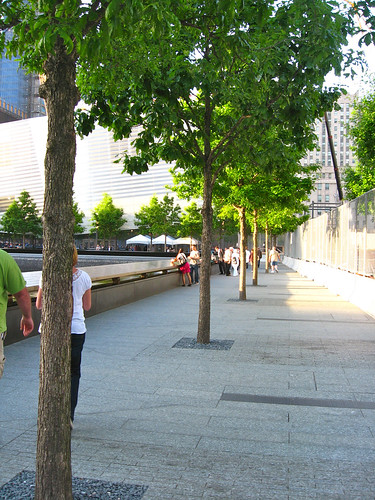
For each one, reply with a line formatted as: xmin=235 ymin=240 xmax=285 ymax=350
xmin=302 ymin=93 xmax=357 ymax=217
xmin=0 ymin=32 xmax=46 ymax=123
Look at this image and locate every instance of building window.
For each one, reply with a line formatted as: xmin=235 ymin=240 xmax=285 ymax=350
xmin=318 ymin=195 xmax=322 ymax=202
xmin=317 ymin=183 xmax=322 ymax=190
xmin=325 ymin=195 xmax=330 ymax=202
xmin=325 ymin=183 xmax=329 ymax=190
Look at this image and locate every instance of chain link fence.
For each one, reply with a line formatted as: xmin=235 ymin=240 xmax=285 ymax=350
xmin=284 ymin=189 xmax=375 ymax=277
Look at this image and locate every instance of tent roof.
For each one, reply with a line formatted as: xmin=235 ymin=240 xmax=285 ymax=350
xmin=152 ymin=234 xmax=176 ymax=245
xmin=125 ymin=234 xmax=151 ymax=245
xmin=173 ymin=236 xmax=199 ymax=245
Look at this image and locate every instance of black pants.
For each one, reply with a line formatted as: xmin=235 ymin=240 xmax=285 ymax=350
xmin=224 ymin=262 xmax=231 ymax=275
xmin=71 ymin=333 xmax=86 ymax=421
xmin=218 ymin=261 xmax=225 ymax=274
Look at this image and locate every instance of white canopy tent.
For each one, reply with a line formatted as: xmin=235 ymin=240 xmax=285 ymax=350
xmin=152 ymin=234 xmax=176 ymax=246
xmin=125 ymin=234 xmax=151 ymax=245
xmin=173 ymin=236 xmax=200 ymax=246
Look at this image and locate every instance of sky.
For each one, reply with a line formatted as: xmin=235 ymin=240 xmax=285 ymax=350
xmin=324 ymin=4 xmax=375 ymax=97
xmin=325 ymin=39 xmax=375 ymax=96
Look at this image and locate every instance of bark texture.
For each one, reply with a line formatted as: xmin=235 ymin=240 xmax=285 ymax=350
xmin=238 ymin=207 xmax=247 ymax=301
xmin=265 ymin=224 xmax=269 ymax=273
xmin=252 ymin=211 xmax=258 ymax=286
xmin=197 ymin=164 xmax=213 ymax=344
xmin=35 ymin=38 xmax=79 ymax=500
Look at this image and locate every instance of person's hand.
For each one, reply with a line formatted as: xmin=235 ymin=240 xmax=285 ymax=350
xmin=20 ymin=316 xmax=34 ymax=337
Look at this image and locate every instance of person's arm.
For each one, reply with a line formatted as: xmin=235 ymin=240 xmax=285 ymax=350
xmin=36 ymin=287 xmax=43 ymax=310
xmin=14 ymin=287 xmax=34 ymax=337
xmin=82 ymin=288 xmax=91 ymax=311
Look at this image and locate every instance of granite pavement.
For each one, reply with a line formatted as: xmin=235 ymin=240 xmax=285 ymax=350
xmin=1 ymin=262 xmax=375 ymax=499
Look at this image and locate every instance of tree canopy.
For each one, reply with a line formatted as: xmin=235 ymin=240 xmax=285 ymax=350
xmin=90 ymin=193 xmax=126 ymax=244
xmin=178 ymin=202 xmax=203 ymax=239
xmin=1 ymin=191 xmax=42 ymax=247
xmin=73 ymin=201 xmax=85 ymax=234
xmin=134 ymin=194 xmax=181 ymax=242
xmin=343 ymin=89 xmax=375 ymax=199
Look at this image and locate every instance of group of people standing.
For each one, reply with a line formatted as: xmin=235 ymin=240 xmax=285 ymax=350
xmin=215 ymin=245 xmax=281 ymax=275
xmin=215 ymin=246 xmax=262 ymax=276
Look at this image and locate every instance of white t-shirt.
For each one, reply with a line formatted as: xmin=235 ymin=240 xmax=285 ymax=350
xmin=72 ymin=269 xmax=92 ymax=333
xmin=39 ymin=269 xmax=92 ymax=334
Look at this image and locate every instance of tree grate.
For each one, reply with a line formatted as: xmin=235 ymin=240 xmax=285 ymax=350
xmin=172 ymin=337 xmax=234 ymax=350
xmin=0 ymin=471 xmax=148 ymax=499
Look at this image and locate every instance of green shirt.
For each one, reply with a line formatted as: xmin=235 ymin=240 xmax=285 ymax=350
xmin=0 ymin=250 xmax=26 ymax=332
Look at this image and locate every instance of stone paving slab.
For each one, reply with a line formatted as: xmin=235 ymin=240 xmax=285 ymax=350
xmin=1 ymin=262 xmax=375 ymax=498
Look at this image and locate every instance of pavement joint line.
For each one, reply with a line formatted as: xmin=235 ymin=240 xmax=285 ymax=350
xmin=226 ymin=298 xmax=258 ymax=303
xmin=220 ymin=392 xmax=375 ymax=409
xmin=256 ymin=316 xmax=375 ymax=324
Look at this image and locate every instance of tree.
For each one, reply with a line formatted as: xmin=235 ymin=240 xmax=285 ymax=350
xmin=343 ymin=89 xmax=375 ymax=199
xmin=90 ymin=193 xmax=126 ymax=248
xmin=1 ymin=191 xmax=42 ymax=248
xmin=134 ymin=195 xmax=161 ymax=243
xmin=213 ymin=138 xmax=317 ymax=297
xmin=178 ymin=202 xmax=202 ymax=240
xmin=73 ymin=200 xmax=85 ymax=234
xmin=158 ymin=194 xmax=181 ymax=243
xmin=78 ymin=0 xmax=354 ymax=344
xmin=1 ymin=2 xmax=175 ymax=498
xmin=134 ymin=194 xmax=181 ymax=248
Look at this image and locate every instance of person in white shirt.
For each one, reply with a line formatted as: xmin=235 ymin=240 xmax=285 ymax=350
xmin=189 ymin=245 xmax=200 ymax=284
xmin=223 ymin=247 xmax=233 ymax=276
xmin=269 ymin=246 xmax=280 ymax=273
xmin=36 ymin=246 xmax=92 ymax=428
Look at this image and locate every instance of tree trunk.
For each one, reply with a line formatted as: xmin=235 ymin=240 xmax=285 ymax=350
xmin=197 ymin=164 xmax=213 ymax=344
xmin=252 ymin=211 xmax=258 ymax=286
xmin=238 ymin=207 xmax=247 ymax=301
xmin=265 ymin=223 xmax=269 ymax=273
xmin=35 ymin=39 xmax=79 ymax=500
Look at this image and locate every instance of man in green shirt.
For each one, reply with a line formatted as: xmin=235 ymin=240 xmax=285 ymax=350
xmin=0 ymin=249 xmax=34 ymax=379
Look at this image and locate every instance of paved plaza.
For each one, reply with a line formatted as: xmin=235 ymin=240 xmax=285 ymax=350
xmin=1 ymin=262 xmax=375 ymax=498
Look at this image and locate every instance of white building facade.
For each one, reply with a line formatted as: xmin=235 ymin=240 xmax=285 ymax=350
xmin=0 ymin=116 xmax=177 ymax=229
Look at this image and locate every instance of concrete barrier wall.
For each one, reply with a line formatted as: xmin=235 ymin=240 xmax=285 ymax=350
xmin=283 ymin=256 xmax=375 ymax=319
xmin=5 ymin=263 xmax=219 ymax=346
xmin=5 ymin=271 xmax=180 ymax=346
xmin=87 ymin=271 xmax=180 ymax=317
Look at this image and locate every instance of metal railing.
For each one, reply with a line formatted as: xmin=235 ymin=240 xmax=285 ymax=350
xmin=284 ymin=189 xmax=375 ymax=277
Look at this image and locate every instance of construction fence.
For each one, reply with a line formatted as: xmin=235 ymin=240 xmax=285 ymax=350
xmin=284 ymin=189 xmax=375 ymax=278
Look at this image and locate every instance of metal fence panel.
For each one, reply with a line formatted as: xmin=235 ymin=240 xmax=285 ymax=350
xmin=284 ymin=190 xmax=375 ymax=277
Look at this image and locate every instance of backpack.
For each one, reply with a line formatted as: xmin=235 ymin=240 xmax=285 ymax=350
xmin=178 ymin=254 xmax=187 ymax=266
